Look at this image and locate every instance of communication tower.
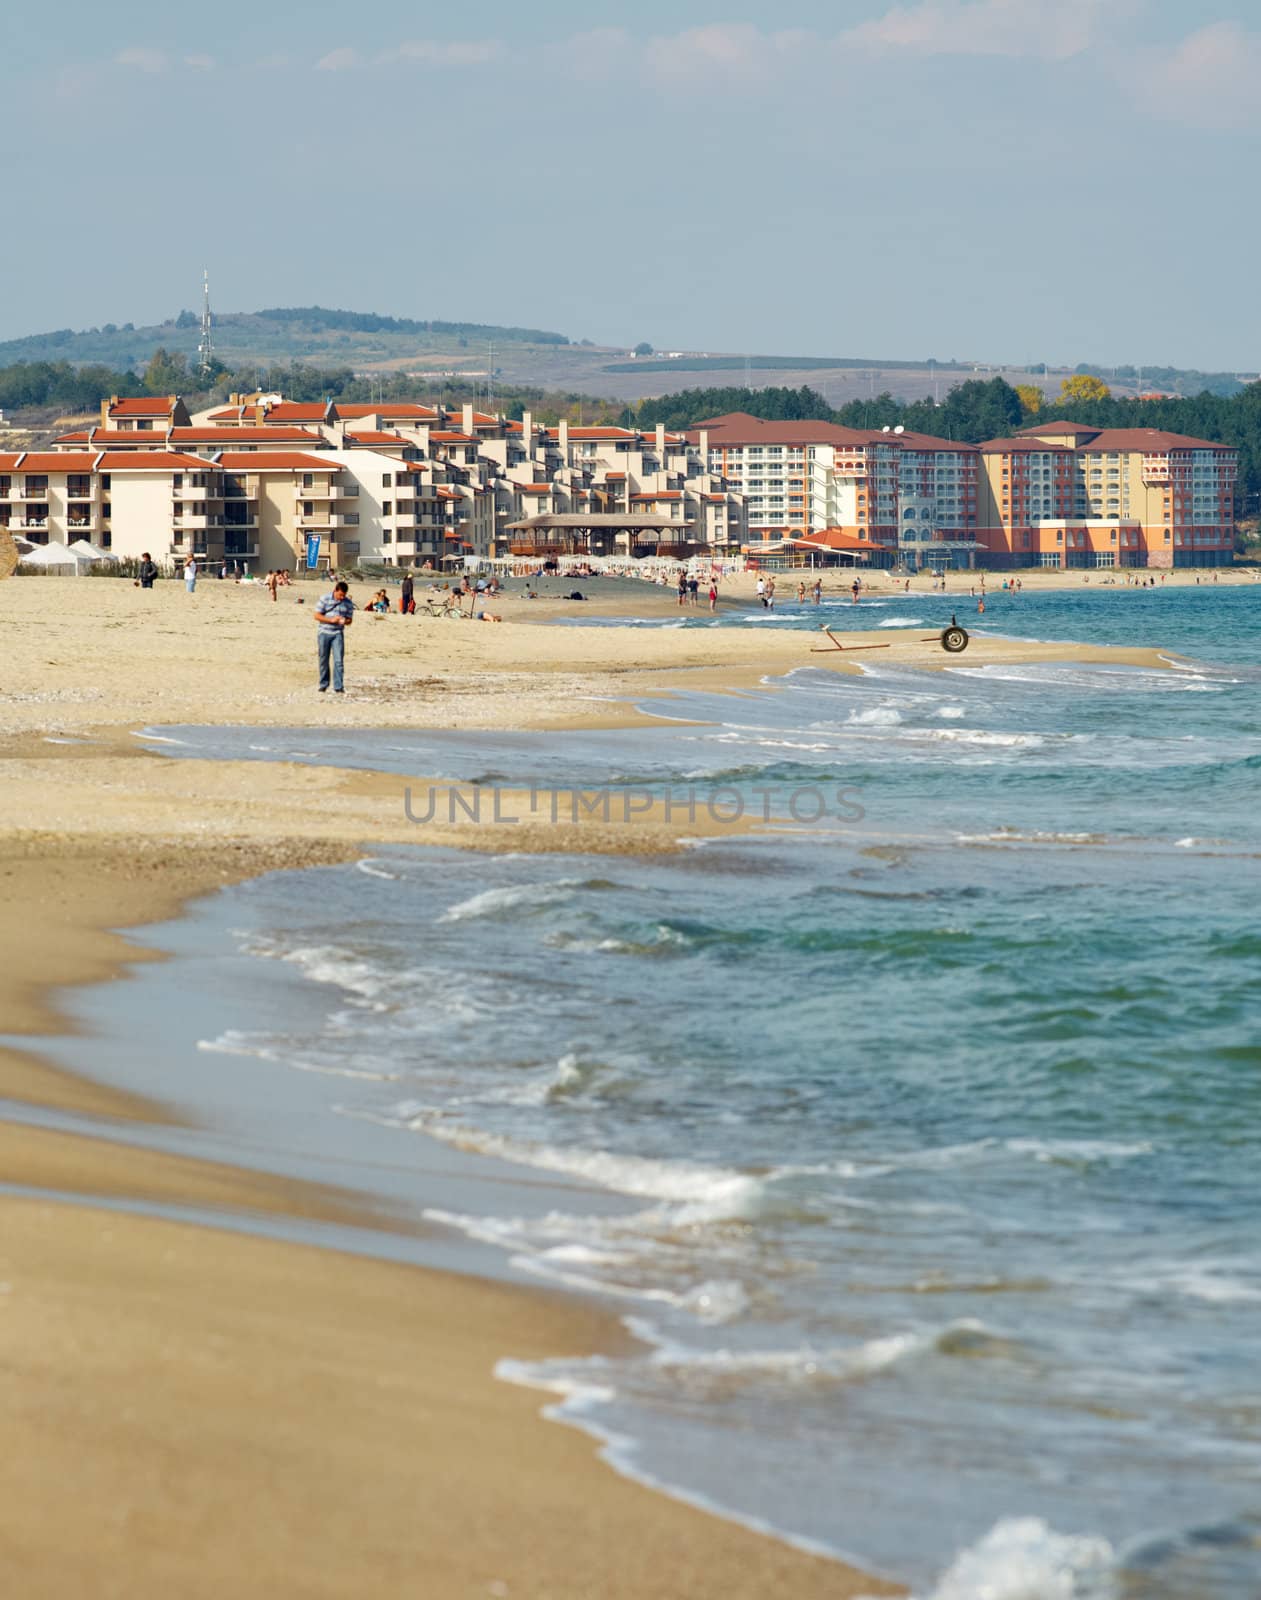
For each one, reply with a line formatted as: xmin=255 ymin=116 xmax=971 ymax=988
xmin=197 ymin=269 xmax=216 ymax=379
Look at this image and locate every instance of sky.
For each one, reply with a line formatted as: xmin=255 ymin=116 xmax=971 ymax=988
xmin=7 ymin=0 xmax=1261 ymax=370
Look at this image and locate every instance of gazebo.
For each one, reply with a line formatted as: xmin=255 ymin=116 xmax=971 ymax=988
xmin=504 ymin=513 xmax=706 ymax=561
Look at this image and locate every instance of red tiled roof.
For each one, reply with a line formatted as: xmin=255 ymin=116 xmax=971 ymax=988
xmin=108 ymin=397 xmax=179 ymax=417
xmin=568 ymin=427 xmax=638 ymax=440
xmin=799 ymin=528 xmax=883 ymax=550
xmin=1078 ymin=429 xmax=1233 ymax=454
xmin=521 ymin=484 xmax=552 ymax=493
xmin=98 ymin=452 xmax=212 ymax=471
xmin=215 ymin=452 xmax=344 ymax=472
xmin=691 ymin=416 xmax=871 ymax=447
xmin=631 ymin=490 xmax=683 ymax=501
xmin=334 ymin=403 xmax=439 ymax=420
xmin=261 ymin=402 xmax=333 ymax=422
xmin=693 ymin=413 xmax=974 ymax=453
xmin=345 ymin=430 xmax=411 ymax=446
xmin=0 ymin=452 xmax=99 ymax=472
xmin=430 ymin=431 xmax=476 ymax=444
xmin=52 ymin=426 xmax=329 ymax=449
xmin=978 ymin=437 xmax=1074 ymax=454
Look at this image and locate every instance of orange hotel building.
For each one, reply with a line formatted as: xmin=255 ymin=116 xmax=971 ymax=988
xmin=694 ymin=412 xmax=1237 ymax=570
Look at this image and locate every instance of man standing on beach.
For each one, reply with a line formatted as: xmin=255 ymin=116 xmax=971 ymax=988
xmin=138 ymin=552 xmax=157 ymax=589
xmin=184 ymin=554 xmax=198 ymax=594
xmin=315 ymin=581 xmax=355 ymax=694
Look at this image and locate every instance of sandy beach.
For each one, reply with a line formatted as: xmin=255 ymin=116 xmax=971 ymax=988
xmin=0 ymin=570 xmax=1203 ymax=1596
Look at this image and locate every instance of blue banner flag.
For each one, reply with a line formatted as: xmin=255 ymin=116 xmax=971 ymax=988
xmin=305 ymin=533 xmax=321 ymax=571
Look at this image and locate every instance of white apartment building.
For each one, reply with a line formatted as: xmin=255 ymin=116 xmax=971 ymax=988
xmin=37 ymin=394 xmax=747 ymax=569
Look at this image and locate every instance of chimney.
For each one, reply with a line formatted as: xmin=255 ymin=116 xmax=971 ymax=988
xmin=462 ymin=402 xmax=474 ymax=437
xmin=101 ymin=397 xmax=114 ymax=428
xmin=559 ymin=418 xmax=570 ymax=457
xmin=521 ymin=410 xmax=533 ymax=455
xmin=656 ymin=422 xmax=666 ymax=457
xmin=698 ymin=429 xmax=709 ymax=466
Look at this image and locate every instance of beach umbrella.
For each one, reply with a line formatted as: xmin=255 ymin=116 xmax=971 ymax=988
xmin=66 ymin=539 xmax=111 ymax=562
xmin=20 ymin=540 xmax=77 ymax=569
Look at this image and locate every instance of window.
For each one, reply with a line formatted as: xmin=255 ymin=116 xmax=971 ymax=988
xmin=383 ymin=474 xmax=393 ymax=486
xmin=382 ymin=502 xmax=392 ymax=515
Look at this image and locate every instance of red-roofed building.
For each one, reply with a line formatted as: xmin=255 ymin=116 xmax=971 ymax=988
xmin=977 ymin=425 xmax=1237 ymax=569
xmin=101 ymin=394 xmax=192 ymax=430
xmin=50 ymin=426 xmax=330 ymax=454
xmin=688 ymin=412 xmax=976 ymax=562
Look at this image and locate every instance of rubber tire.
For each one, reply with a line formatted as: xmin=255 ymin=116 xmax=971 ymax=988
xmin=941 ymin=626 xmax=969 ymax=654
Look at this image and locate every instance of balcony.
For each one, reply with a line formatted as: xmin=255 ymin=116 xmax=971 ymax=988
xmin=296 ymin=511 xmax=333 ymax=528
xmin=294 ymin=483 xmax=340 ymax=500
xmin=172 ymin=513 xmax=222 ymax=530
xmin=172 ymin=482 xmax=215 ymax=499
xmin=329 ymin=513 xmax=360 ymax=528
xmin=16 ymin=484 xmax=49 ymax=500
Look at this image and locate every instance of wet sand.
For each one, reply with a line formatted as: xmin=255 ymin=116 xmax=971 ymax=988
xmin=0 ymin=832 xmax=902 ymax=1600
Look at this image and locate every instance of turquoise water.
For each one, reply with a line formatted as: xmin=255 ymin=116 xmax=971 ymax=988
xmin=136 ymin=588 xmax=1261 ymax=1596
xmin=557 ymin=578 xmax=1261 ymax=661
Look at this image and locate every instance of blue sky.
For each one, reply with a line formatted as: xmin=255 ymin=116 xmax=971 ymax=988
xmin=8 ymin=0 xmax=1261 ymax=370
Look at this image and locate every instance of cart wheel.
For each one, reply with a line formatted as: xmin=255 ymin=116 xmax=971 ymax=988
xmin=941 ymin=625 xmax=969 ymax=653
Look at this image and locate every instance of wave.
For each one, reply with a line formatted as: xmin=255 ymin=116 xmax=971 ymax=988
xmin=640 ymin=1317 xmax=1017 ymax=1391
xmin=196 ymin=1029 xmax=400 ymax=1081
xmin=912 ymin=1516 xmax=1115 ymax=1600
xmin=846 ymin=706 xmax=904 ymax=727
xmin=397 ymin=1112 xmax=771 ymax=1222
xmin=440 ymin=878 xmax=614 ymax=922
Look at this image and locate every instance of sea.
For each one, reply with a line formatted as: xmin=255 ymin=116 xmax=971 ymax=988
xmin=47 ymin=584 xmax=1261 ymax=1597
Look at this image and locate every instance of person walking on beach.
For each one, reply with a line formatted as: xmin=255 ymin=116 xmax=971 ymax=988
xmin=813 ymin=578 xmax=823 ymax=604
xmin=708 ymin=579 xmax=718 ymax=613
xmin=184 ymin=554 xmax=198 ymax=594
xmin=756 ymin=575 xmax=766 ymax=607
xmin=678 ymin=573 xmax=689 ymax=607
xmin=766 ymin=575 xmax=776 ymax=610
xmin=138 ymin=552 xmax=157 ymax=589
xmin=315 ymin=581 xmax=355 ymax=693
xmin=688 ymin=574 xmax=699 ymax=607
xmin=266 ymin=569 xmax=279 ymax=603
xmin=401 ymin=572 xmax=415 ymax=614
xmin=798 ymin=581 xmax=807 ymax=603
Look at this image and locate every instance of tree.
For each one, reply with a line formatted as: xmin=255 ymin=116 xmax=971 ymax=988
xmin=144 ymin=347 xmax=189 ymax=394
xmin=1060 ymin=374 xmax=1111 ymax=405
xmin=634 ymin=341 xmax=654 ymax=357
xmin=1015 ymin=384 xmax=1043 ymax=417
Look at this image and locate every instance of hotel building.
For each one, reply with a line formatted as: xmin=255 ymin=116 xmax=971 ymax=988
xmin=975 ymin=423 xmax=1238 ymax=569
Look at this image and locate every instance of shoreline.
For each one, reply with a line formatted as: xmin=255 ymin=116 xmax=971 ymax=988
xmin=0 ymin=836 xmax=902 ymax=1598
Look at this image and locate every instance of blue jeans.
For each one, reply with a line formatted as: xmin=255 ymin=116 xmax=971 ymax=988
xmin=317 ymin=628 xmax=344 ymax=691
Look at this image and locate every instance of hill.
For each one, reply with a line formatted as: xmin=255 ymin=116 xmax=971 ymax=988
xmin=0 ymin=307 xmax=574 ymax=374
